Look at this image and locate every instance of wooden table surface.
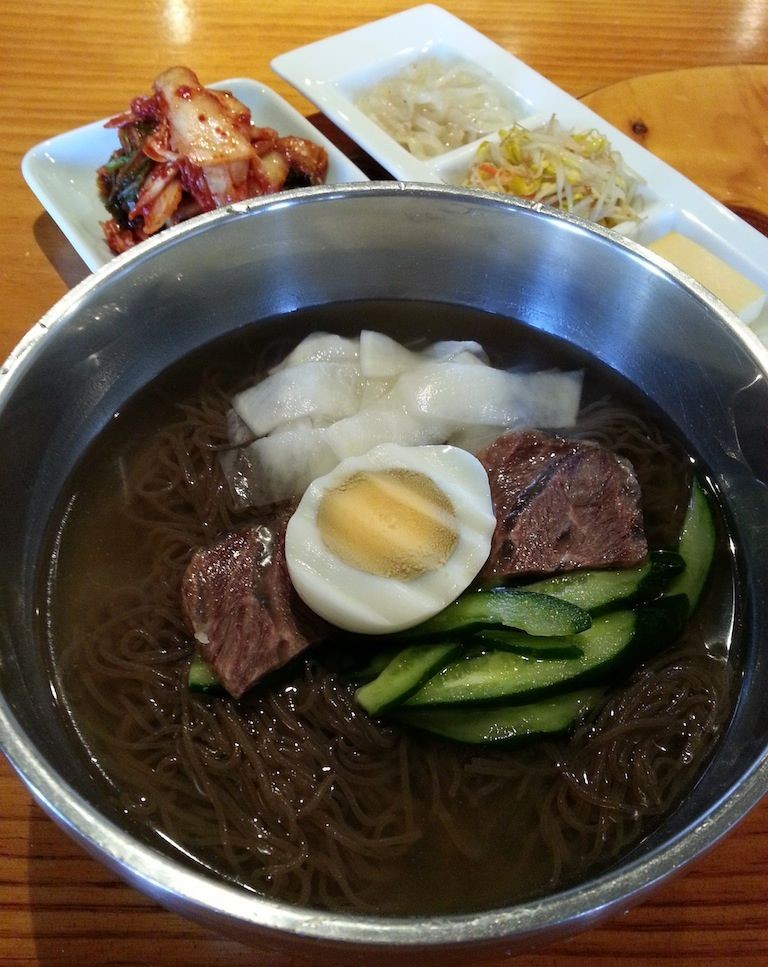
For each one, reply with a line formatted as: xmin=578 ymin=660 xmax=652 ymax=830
xmin=2 ymin=1 xmax=768 ymax=964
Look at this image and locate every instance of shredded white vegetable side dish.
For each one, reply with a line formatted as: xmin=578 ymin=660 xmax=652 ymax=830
xmin=356 ymin=58 xmax=516 ymax=159
xmin=464 ymin=116 xmax=644 ymax=227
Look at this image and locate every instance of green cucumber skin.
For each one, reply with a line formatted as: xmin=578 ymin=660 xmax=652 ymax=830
xmin=475 ymin=629 xmax=584 ymax=659
xmin=522 ymin=550 xmax=684 ymax=613
xmin=355 ymin=642 xmax=462 ymax=715
xmin=188 ymin=649 xmax=316 ymax=697
xmin=404 ymin=596 xmax=688 ymax=709
xmin=342 ymin=648 xmax=398 ymax=684
xmin=396 ymin=687 xmax=606 ymax=744
xmin=188 ymin=653 xmax=224 ymax=694
xmin=666 ymin=478 xmax=716 ymax=613
xmin=395 ymin=589 xmax=592 ymax=640
xmin=636 ymin=550 xmax=687 ymax=604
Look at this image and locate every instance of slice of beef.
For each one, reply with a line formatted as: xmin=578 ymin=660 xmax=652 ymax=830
xmin=478 ymin=429 xmax=647 ymax=582
xmin=181 ymin=512 xmax=323 ymax=698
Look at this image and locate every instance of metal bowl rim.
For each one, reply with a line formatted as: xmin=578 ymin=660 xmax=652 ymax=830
xmin=2 ymin=181 xmax=767 ymax=948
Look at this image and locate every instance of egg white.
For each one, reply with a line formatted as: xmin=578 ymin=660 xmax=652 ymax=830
xmin=284 ymin=442 xmax=496 ymax=634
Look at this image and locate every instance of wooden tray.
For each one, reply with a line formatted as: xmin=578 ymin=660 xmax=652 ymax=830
xmin=581 ymin=64 xmax=768 ymax=235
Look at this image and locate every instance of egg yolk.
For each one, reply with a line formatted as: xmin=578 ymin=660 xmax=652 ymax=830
xmin=316 ymin=468 xmax=458 ymax=580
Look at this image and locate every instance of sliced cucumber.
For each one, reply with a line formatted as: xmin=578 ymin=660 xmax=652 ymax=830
xmin=475 ymin=628 xmax=584 ymax=659
xmin=666 ymin=478 xmax=716 ymax=613
xmin=396 ymin=687 xmax=606 ymax=744
xmin=343 ymin=647 xmax=400 ymax=684
xmin=188 ymin=652 xmax=224 ymax=694
xmin=356 ymin=642 xmax=462 ymax=715
xmin=395 ymin=589 xmax=591 ymax=640
xmin=521 ymin=549 xmax=684 ymax=613
xmin=404 ymin=595 xmax=688 ymax=708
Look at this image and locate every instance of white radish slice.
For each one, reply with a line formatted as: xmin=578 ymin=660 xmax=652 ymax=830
xmin=270 ymin=332 xmax=359 ymax=371
xmin=221 ymin=423 xmax=336 ymax=507
xmin=422 ymin=340 xmax=489 ymax=364
xmin=226 ymin=408 xmax=253 ymax=445
xmin=325 ymin=397 xmax=451 ymax=459
xmin=516 ymin=370 xmax=584 ymax=427
xmin=233 ymin=361 xmax=362 ymax=436
xmin=268 ymin=416 xmax=316 ymax=435
xmin=394 ymin=363 xmax=583 ymax=427
xmin=360 ymin=376 xmax=394 ymax=405
xmin=448 ymin=424 xmax=508 ymax=453
xmin=359 ymin=330 xmax=421 ymax=378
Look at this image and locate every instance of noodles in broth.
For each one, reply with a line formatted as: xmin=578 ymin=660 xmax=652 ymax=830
xmin=46 ymin=305 xmax=736 ymax=916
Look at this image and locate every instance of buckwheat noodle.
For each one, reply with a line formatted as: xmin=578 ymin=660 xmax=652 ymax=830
xmin=51 ymin=372 xmax=733 ymax=916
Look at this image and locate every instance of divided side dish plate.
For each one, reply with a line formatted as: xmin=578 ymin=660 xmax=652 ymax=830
xmin=272 ymin=3 xmax=768 ymax=340
xmin=21 ymin=79 xmax=369 ymax=272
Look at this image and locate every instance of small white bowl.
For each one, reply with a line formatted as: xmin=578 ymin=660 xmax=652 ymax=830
xmin=272 ymin=3 xmax=768 ymax=334
xmin=21 ymin=78 xmax=369 ymax=271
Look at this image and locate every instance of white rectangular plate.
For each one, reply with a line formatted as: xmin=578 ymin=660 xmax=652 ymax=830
xmin=272 ymin=4 xmax=768 ymax=339
xmin=22 ymin=78 xmax=369 ymax=272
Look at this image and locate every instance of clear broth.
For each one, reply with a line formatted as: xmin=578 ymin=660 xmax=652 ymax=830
xmin=43 ymin=302 xmax=738 ymax=915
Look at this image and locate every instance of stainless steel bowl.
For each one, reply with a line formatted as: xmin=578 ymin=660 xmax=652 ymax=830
xmin=2 ymin=183 xmax=768 ymax=962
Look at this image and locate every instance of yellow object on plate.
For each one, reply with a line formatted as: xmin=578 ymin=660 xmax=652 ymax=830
xmin=647 ymin=232 xmax=767 ymax=325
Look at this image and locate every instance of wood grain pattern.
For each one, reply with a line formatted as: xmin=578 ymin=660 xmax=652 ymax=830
xmin=582 ymin=65 xmax=768 ymax=232
xmin=1 ymin=2 xmax=768 ymax=964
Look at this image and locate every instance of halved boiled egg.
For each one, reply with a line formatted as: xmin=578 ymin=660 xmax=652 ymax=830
xmin=284 ymin=442 xmax=496 ymax=634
